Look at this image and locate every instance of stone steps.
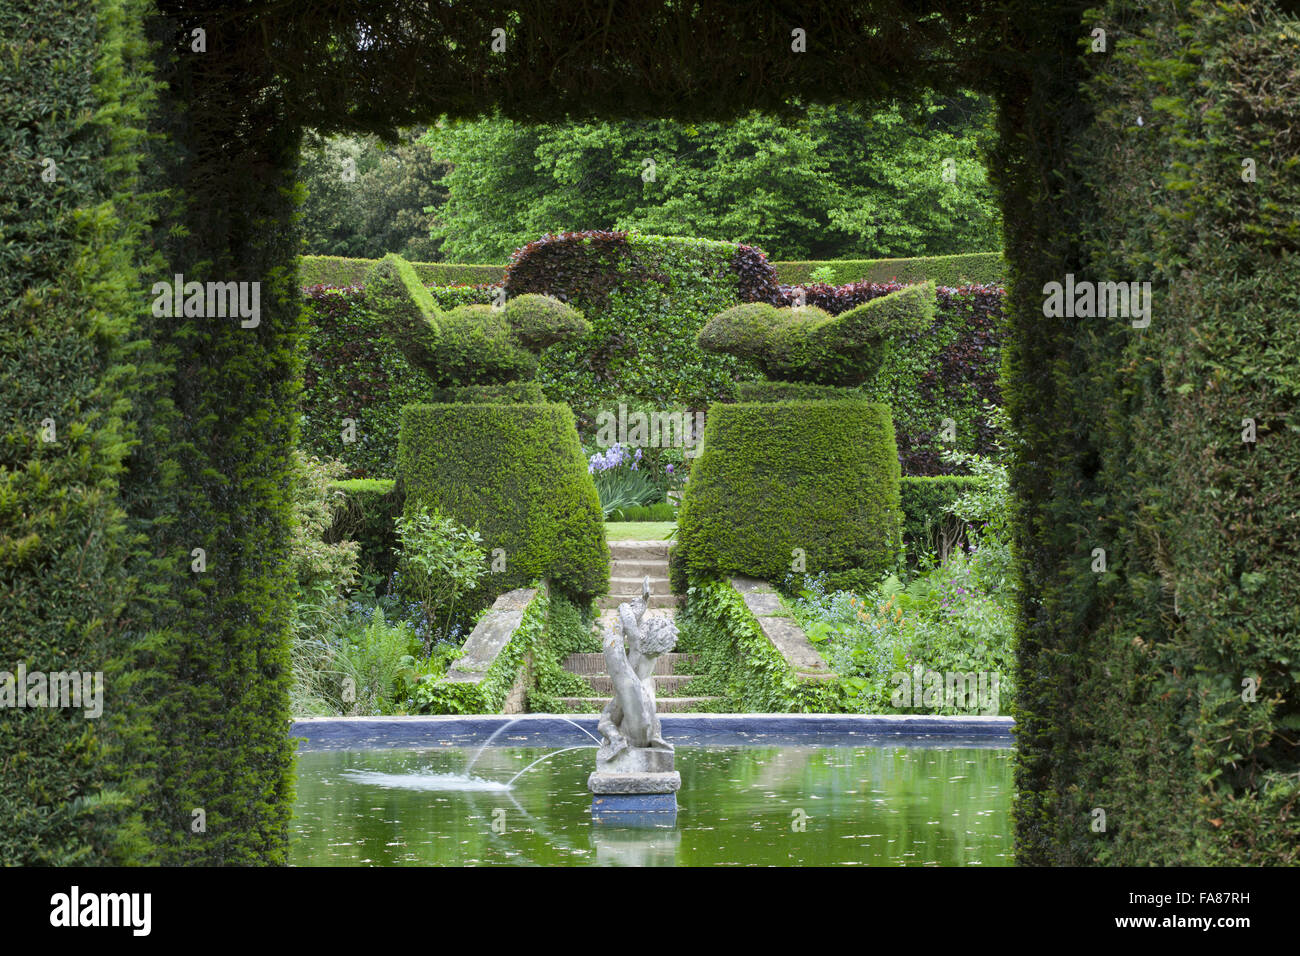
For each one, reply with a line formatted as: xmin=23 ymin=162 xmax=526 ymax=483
xmin=609 ymin=575 xmax=673 ymax=595
xmin=597 ymin=592 xmax=681 ymax=609
xmin=555 ymin=696 xmax=720 ymax=713
xmin=609 ymin=559 xmax=670 ymax=578
xmin=563 ymin=652 xmax=696 ymax=676
xmin=583 ymin=673 xmax=696 ymax=695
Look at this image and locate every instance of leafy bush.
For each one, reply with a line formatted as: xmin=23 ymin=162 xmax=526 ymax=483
xmin=323 ymin=478 xmax=403 ymax=584
xmin=301 ymin=255 xmax=504 ymax=288
xmin=790 ymin=547 xmax=1017 ymax=716
xmin=393 ymin=507 xmax=489 ymax=650
xmin=290 ymin=451 xmax=360 ymax=599
xmin=768 ymin=281 xmax=1004 ymax=474
xmin=672 ymin=400 xmax=902 ymax=590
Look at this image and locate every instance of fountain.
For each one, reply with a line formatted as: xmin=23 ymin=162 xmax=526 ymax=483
xmin=588 ymin=577 xmax=681 ymax=822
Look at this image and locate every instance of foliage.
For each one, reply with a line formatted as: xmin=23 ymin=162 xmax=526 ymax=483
xmin=677 ymin=580 xmax=844 ymax=712
xmin=367 ymin=253 xmax=588 ymax=389
xmin=1005 ymin=0 xmax=1300 ymax=866
xmin=898 ymin=475 xmax=983 ymax=564
xmin=398 ymin=403 xmax=609 ymax=610
xmin=769 ymin=281 xmax=1005 ymax=474
xmin=300 ymin=256 xmax=504 ymax=288
xmin=609 ymin=502 xmax=677 ymax=522
xmin=672 ymin=400 xmax=902 ymax=591
xmin=419 ymin=94 xmax=1001 ymax=262
xmin=323 ymin=478 xmax=403 ymax=584
xmin=297 ymin=127 xmax=447 ymax=261
xmin=289 ymin=451 xmax=360 ymax=599
xmin=0 ymin=0 xmax=157 ymax=864
xmin=527 ymin=593 xmax=603 ymax=711
xmin=789 ymin=546 xmax=1017 ymax=715
xmin=393 ymin=507 xmax=489 ymax=650
xmin=503 ymin=231 xmax=767 ymax=410
xmin=586 ymin=443 xmax=662 ymax=517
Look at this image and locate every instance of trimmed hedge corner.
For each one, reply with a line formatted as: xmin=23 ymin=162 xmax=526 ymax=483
xmin=672 ymin=400 xmax=902 ymax=591
xmin=398 ymin=403 xmax=608 ymax=610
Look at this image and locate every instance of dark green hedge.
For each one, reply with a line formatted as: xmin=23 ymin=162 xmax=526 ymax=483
xmin=398 ymin=403 xmax=609 ymax=609
xmin=300 ymin=283 xmax=493 ymax=479
xmin=324 ymin=479 xmax=403 ymax=583
xmin=672 ymin=400 xmax=902 ymax=591
xmin=1006 ymin=0 xmax=1300 ymax=865
xmin=301 ymin=254 xmax=505 ymax=288
xmin=0 ymin=0 xmax=155 ymax=864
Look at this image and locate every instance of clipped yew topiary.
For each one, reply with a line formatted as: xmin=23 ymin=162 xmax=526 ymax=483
xmin=399 ymin=403 xmax=608 ymax=609
xmin=700 ymin=281 xmax=937 ymax=387
xmin=365 ymin=253 xmax=588 ymax=391
xmin=672 ymin=400 xmax=902 ymax=591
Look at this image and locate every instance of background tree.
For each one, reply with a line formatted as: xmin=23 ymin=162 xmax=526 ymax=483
xmin=417 ymin=93 xmax=1001 ymax=262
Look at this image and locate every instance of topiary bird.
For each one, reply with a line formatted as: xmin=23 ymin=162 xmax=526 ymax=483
xmin=697 ymin=280 xmax=936 ymax=387
xmin=364 ymin=253 xmax=588 ymax=389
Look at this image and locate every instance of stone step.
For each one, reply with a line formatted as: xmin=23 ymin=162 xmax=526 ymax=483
xmin=609 ymin=559 xmax=670 ymax=578
xmin=597 ymin=592 xmax=681 ymax=609
xmin=609 ymin=576 xmax=673 ymax=595
xmin=556 ymin=696 xmax=721 ymax=713
xmin=583 ymin=673 xmax=696 ymax=695
xmin=607 ymin=540 xmax=673 ymax=560
xmin=563 ymin=652 xmax=696 ymax=676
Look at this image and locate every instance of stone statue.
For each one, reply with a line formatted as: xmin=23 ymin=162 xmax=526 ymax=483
xmin=596 ymin=577 xmax=677 ymax=763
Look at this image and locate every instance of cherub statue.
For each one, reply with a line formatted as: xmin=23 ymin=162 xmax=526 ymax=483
xmin=597 ymin=577 xmax=678 ymax=763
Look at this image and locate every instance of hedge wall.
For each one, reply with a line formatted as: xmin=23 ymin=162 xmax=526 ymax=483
xmin=1004 ymin=0 xmax=1300 ymax=865
xmin=301 ymin=254 xmax=504 ymax=288
xmin=503 ymin=231 xmax=780 ymax=413
xmin=772 ymin=282 xmax=1004 ymax=475
xmin=0 ymin=0 xmax=155 ymax=864
xmin=324 ymin=478 xmax=403 ymax=584
xmin=899 ymin=476 xmax=982 ymax=562
xmin=398 ymin=403 xmax=608 ymax=610
xmin=772 ymin=251 xmax=1005 ymax=287
xmin=672 ymin=400 xmax=902 ymax=592
xmin=300 ymin=284 xmax=494 ymax=478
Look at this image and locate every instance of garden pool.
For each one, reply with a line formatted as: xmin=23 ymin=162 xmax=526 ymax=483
xmin=291 ymin=716 xmax=1013 ymax=866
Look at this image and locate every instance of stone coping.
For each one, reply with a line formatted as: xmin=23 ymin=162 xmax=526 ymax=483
xmin=292 ymin=713 xmax=1014 ymax=751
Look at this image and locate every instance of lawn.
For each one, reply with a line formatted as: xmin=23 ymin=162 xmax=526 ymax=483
xmin=604 ymin=521 xmax=676 ymax=541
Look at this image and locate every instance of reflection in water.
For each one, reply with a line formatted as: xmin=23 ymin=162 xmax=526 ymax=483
xmin=292 ymin=745 xmax=1012 ymax=867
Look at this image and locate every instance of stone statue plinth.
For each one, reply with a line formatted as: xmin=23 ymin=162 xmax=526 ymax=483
xmin=588 ymin=578 xmax=680 ymax=819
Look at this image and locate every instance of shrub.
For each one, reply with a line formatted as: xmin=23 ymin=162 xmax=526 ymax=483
xmin=300 ymin=254 xmax=505 ymax=288
xmin=899 ymin=475 xmax=984 ymax=563
xmin=610 ymin=502 xmax=677 ymax=522
xmin=300 ymin=286 xmax=444 ymax=478
xmin=393 ymin=507 xmax=489 ymax=649
xmin=398 ymin=403 xmax=609 ymax=610
xmin=366 ymin=253 xmax=587 ymax=389
xmin=672 ymin=400 xmax=902 ymax=590
xmin=289 ymin=451 xmax=360 ymax=599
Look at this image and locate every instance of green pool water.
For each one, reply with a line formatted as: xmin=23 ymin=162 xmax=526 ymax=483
xmin=291 ymin=744 xmax=1013 ymax=866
